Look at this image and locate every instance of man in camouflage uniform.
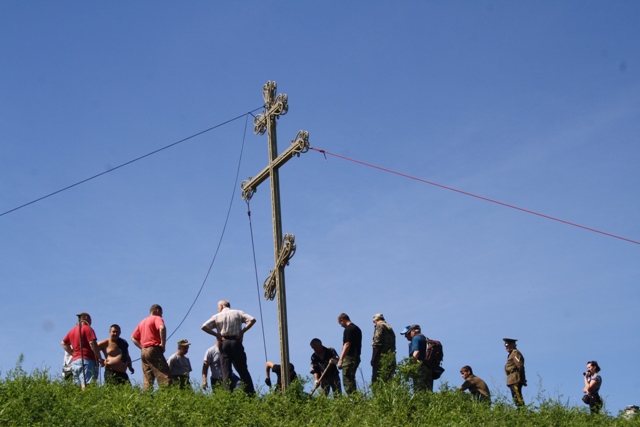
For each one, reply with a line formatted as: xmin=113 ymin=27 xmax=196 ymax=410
xmin=504 ymin=338 xmax=526 ymax=406
xmin=370 ymin=313 xmax=396 ymax=383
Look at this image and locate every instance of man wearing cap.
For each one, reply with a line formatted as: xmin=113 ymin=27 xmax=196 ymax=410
xmin=371 ymin=313 xmax=396 ymax=384
xmin=61 ymin=312 xmax=103 ymax=389
xmin=503 ymin=338 xmax=527 ymax=406
xmin=131 ymin=304 xmax=172 ymax=390
xmin=337 ymin=313 xmax=362 ymax=395
xmin=201 ymin=299 xmax=256 ymax=395
xmin=400 ymin=324 xmax=433 ymax=392
xmin=167 ymin=339 xmax=193 ymax=389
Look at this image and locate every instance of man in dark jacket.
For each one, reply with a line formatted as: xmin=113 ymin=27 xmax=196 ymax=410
xmin=309 ymin=338 xmax=341 ymax=395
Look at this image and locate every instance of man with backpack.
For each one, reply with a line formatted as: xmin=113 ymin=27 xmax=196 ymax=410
xmin=401 ymin=324 xmax=433 ymax=392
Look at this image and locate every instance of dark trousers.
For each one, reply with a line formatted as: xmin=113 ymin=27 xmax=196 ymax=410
xmin=220 ymin=338 xmax=255 ymax=394
xmin=371 ymin=352 xmax=396 ymax=384
xmin=588 ymin=393 xmax=602 ymax=414
xmin=171 ymin=374 xmax=190 ymax=389
xmin=320 ymin=374 xmax=342 ymax=396
xmin=410 ymin=362 xmax=434 ymax=392
xmin=210 ymin=374 xmax=239 ymax=389
xmin=104 ymin=369 xmax=130 ymax=386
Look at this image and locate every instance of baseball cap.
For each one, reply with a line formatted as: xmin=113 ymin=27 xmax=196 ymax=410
xmin=400 ymin=324 xmax=420 ymax=335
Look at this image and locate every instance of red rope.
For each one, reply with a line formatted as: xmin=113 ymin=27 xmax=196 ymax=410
xmin=310 ymin=147 xmax=639 ymax=246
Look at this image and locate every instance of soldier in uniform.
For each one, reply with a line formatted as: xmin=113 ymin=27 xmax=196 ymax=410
xmin=371 ymin=313 xmax=396 ymax=384
xmin=503 ymin=338 xmax=526 ymax=406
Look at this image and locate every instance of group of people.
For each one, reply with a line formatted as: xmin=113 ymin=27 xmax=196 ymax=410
xmin=61 ymin=314 xmax=135 ymax=388
xmin=61 ymin=302 xmax=603 ymax=413
xmin=60 ymin=303 xmax=245 ymax=392
xmin=62 ymin=307 xmax=178 ymax=389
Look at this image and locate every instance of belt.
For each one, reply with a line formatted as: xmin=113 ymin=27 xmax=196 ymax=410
xmin=223 ymin=335 xmax=238 ymax=340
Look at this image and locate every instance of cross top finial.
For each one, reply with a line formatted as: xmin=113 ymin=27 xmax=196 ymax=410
xmin=263 ymin=81 xmax=277 ymax=104
xmin=254 ymin=81 xmax=289 ymax=135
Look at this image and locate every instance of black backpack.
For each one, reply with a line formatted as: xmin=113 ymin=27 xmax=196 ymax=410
xmin=424 ymin=338 xmax=444 ymax=378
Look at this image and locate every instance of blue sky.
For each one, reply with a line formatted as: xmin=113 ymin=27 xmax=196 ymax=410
xmin=1 ymin=0 xmax=639 ymax=413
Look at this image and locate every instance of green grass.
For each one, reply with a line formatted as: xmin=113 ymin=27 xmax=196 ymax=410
xmin=1 ymin=357 xmax=638 ymax=426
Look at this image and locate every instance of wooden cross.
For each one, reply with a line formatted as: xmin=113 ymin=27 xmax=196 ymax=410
xmin=241 ymin=81 xmax=309 ymax=390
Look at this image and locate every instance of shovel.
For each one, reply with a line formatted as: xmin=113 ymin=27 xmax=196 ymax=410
xmin=309 ymin=358 xmax=338 ymax=396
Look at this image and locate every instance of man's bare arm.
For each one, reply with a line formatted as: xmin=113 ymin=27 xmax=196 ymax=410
xmin=97 ymin=339 xmax=109 ymax=359
xmin=159 ymin=325 xmax=166 ymax=353
xmin=265 ymin=361 xmax=275 ymax=378
xmin=202 ymin=361 xmax=210 ymax=389
xmin=131 ymin=336 xmax=142 ymax=350
xmin=61 ymin=341 xmax=73 ymax=355
xmin=89 ymin=340 xmax=103 ymax=364
xmin=237 ymin=318 xmax=256 ymax=341
xmin=244 ymin=318 xmax=256 ymax=332
xmin=339 ymin=342 xmax=351 ymax=362
xmin=201 ymin=325 xmax=222 ymax=340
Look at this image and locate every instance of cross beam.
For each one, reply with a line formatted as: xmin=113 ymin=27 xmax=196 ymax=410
xmin=241 ymin=130 xmax=309 ymax=201
xmin=241 ymin=81 xmax=309 ymax=391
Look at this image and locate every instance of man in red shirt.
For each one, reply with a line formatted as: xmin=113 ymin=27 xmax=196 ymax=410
xmin=61 ymin=312 xmax=103 ymax=389
xmin=131 ymin=304 xmax=172 ymax=390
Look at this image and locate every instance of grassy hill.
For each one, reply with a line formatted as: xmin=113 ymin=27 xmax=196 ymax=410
xmin=1 ymin=359 xmax=637 ymax=426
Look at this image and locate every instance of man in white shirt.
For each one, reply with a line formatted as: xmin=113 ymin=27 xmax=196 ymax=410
xmin=201 ymin=299 xmax=256 ymax=395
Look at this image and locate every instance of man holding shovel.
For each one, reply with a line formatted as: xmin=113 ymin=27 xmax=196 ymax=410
xmin=309 ymin=338 xmax=341 ymax=395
